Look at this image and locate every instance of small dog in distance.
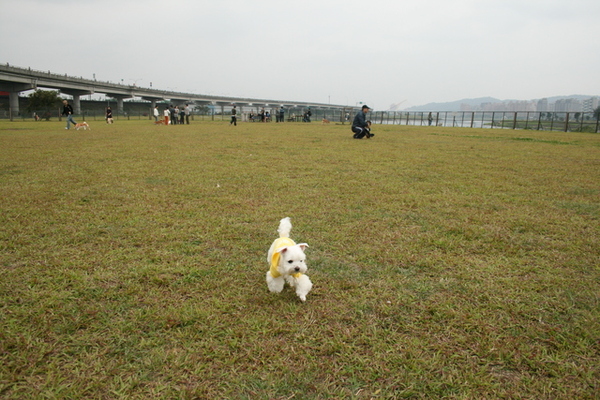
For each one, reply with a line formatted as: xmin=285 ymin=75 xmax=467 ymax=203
xmin=75 ymin=122 xmax=91 ymax=130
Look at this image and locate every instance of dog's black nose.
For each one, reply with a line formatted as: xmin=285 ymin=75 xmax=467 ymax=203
xmin=294 ymin=267 xmax=300 ymax=272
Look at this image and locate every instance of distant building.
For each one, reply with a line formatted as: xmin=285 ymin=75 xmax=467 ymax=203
xmin=554 ymin=98 xmax=582 ymax=112
xmin=582 ymin=97 xmax=599 ymax=113
xmin=537 ymin=98 xmax=549 ymax=112
xmin=505 ymin=101 xmax=535 ymax=112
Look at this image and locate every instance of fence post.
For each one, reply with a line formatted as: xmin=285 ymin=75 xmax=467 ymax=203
xmin=470 ymin=112 xmax=475 ymax=128
xmin=512 ymin=112 xmax=518 ymax=130
xmin=565 ymin=112 xmax=570 ymax=132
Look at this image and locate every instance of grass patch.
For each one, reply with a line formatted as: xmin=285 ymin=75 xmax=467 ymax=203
xmin=1 ymin=120 xmax=599 ymax=399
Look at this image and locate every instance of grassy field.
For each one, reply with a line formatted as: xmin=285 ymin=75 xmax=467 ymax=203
xmin=1 ymin=119 xmax=599 ymax=399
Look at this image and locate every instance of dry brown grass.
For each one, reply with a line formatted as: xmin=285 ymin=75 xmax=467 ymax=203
xmin=1 ymin=119 xmax=599 ymax=399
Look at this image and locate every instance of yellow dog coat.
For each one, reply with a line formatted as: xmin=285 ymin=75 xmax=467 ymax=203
xmin=269 ymin=237 xmax=302 ymax=279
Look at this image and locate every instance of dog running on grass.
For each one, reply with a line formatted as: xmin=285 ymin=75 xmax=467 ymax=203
xmin=322 ymin=118 xmax=330 ymax=124
xmin=266 ymin=217 xmax=312 ymax=302
xmin=75 ymin=122 xmax=91 ymax=130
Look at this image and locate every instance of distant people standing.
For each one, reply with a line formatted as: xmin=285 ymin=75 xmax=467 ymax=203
xmin=106 ymin=106 xmax=114 ymax=124
xmin=170 ymin=105 xmax=177 ymax=125
xmin=277 ymin=106 xmax=285 ymax=122
xmin=259 ymin=108 xmax=265 ymax=122
xmin=184 ymin=104 xmax=190 ymax=124
xmin=428 ymin=112 xmax=433 ymax=126
xmin=230 ymin=105 xmax=237 ymax=126
xmin=164 ymin=106 xmax=170 ymax=125
xmin=153 ymin=105 xmax=159 ymax=122
xmin=62 ymin=99 xmax=77 ymax=129
xmin=179 ymin=106 xmax=185 ymax=124
xmin=352 ymin=105 xmax=374 ymax=139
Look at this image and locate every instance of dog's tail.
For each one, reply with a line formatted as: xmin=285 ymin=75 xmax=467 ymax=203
xmin=277 ymin=217 xmax=292 ymax=238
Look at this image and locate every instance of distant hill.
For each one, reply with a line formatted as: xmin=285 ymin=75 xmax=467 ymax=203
xmin=403 ymin=97 xmax=499 ymax=112
xmin=401 ymin=95 xmax=598 ymax=112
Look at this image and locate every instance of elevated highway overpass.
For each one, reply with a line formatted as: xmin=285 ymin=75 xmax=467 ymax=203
xmin=0 ymin=63 xmax=353 ymax=116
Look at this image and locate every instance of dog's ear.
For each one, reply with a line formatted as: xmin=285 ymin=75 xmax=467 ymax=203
xmin=277 ymin=246 xmax=289 ymax=254
xmin=297 ymin=243 xmax=309 ymax=251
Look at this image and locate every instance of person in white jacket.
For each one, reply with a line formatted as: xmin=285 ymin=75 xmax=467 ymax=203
xmin=153 ymin=106 xmax=159 ymax=122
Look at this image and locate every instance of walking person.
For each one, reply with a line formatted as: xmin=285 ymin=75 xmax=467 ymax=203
xmin=62 ymin=99 xmax=77 ymax=129
xmin=106 ymin=106 xmax=114 ymax=124
xmin=352 ymin=105 xmax=374 ymax=139
xmin=230 ymin=105 xmax=237 ymax=126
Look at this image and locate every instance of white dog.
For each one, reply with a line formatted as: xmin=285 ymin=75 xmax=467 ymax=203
xmin=266 ymin=217 xmax=312 ymax=302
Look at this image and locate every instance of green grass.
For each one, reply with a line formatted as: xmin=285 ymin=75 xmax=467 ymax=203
xmin=1 ymin=119 xmax=599 ymax=399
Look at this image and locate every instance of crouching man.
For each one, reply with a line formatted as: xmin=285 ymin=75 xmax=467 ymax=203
xmin=352 ymin=105 xmax=374 ymax=139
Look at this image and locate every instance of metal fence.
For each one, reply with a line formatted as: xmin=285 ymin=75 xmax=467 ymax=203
xmin=365 ymin=111 xmax=600 ymax=133
xmin=3 ymin=108 xmax=599 ymax=133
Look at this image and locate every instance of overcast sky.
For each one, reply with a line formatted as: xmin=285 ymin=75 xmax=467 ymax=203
xmin=1 ymin=0 xmax=599 ymax=110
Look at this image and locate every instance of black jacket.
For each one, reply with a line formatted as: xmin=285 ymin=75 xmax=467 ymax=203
xmin=62 ymin=104 xmax=74 ymax=116
xmin=352 ymin=110 xmax=368 ymax=128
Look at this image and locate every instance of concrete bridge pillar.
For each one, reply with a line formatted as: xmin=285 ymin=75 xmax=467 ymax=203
xmin=9 ymin=92 xmax=20 ymax=116
xmin=72 ymin=94 xmax=81 ymax=114
xmin=115 ymin=96 xmax=125 ymax=114
xmin=0 ymin=82 xmax=32 ymax=117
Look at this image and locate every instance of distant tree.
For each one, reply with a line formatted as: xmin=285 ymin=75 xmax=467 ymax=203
xmin=26 ymin=89 xmax=61 ymax=120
